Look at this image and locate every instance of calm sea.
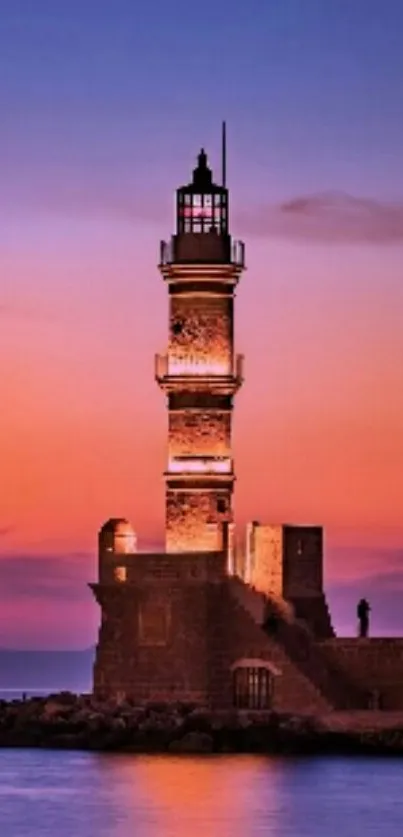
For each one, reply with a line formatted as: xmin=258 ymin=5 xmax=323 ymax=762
xmin=0 ymin=750 xmax=402 ymax=836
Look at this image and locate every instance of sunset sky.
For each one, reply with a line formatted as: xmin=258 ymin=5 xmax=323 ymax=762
xmin=1 ymin=0 xmax=403 ymax=648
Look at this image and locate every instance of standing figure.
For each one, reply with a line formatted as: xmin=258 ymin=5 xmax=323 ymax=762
xmin=357 ymin=598 xmax=371 ymax=638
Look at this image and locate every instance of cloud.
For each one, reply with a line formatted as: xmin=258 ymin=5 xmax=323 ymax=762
xmin=1 ymin=546 xmax=403 ymax=646
xmin=3 ymin=173 xmax=403 ymax=245
xmin=327 ymin=545 xmax=403 ymax=583
xmin=0 ymin=553 xmax=95 ymax=603
xmin=0 ymin=526 xmax=15 ymax=538
xmin=238 ymin=192 xmax=403 ymax=244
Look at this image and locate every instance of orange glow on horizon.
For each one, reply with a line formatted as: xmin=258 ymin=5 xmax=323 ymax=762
xmin=2 ymin=229 xmax=403 ymax=598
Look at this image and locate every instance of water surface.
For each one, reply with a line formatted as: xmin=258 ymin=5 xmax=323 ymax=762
xmin=0 ymin=750 xmax=402 ymax=836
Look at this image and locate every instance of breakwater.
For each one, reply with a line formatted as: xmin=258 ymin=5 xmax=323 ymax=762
xmin=1 ymin=693 xmax=403 ymax=754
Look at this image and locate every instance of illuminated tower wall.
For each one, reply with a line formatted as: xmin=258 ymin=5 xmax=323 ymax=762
xmin=156 ymin=142 xmax=245 ymax=552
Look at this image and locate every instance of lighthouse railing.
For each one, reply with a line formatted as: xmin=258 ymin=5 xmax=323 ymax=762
xmin=159 ymin=238 xmax=245 ymax=267
xmin=160 ymin=240 xmax=174 ymax=265
xmin=231 ymin=240 xmax=245 ymax=267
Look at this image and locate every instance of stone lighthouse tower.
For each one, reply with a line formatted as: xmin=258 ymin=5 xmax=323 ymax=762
xmin=156 ymin=127 xmax=245 ymax=553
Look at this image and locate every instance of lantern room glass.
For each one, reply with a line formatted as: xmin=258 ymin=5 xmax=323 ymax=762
xmin=176 ymin=149 xmax=228 ymax=236
xmin=177 ymin=189 xmax=228 ymax=235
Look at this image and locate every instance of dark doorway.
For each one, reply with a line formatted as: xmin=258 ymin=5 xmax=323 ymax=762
xmin=232 ymin=666 xmax=273 ymax=710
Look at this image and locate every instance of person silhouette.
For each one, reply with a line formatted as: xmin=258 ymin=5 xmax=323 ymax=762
xmin=357 ymin=598 xmax=371 ymax=638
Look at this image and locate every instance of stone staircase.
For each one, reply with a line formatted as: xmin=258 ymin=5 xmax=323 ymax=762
xmin=229 ymin=577 xmax=368 ymax=711
xmin=290 ymin=595 xmax=335 ymax=639
xmin=227 ymin=578 xmax=331 ymax=713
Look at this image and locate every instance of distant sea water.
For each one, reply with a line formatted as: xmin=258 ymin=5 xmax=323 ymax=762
xmin=0 ymin=750 xmax=403 ymax=837
xmin=0 ymin=649 xmax=93 ymax=699
xmin=0 ymin=689 xmax=89 ymax=701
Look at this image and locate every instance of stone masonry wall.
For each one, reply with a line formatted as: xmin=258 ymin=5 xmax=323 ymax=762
xmin=98 ymin=550 xmax=227 ymax=587
xmin=206 ymin=580 xmax=331 ymax=713
xmin=92 ymin=552 xmax=227 ymax=704
xmin=169 ymin=296 xmax=233 ymax=371
xmin=283 ymin=526 xmax=323 ymax=599
xmin=322 ymin=638 xmax=403 ymax=709
xmin=93 ymin=572 xmax=332 ymax=712
xmin=166 ymin=489 xmax=231 ymax=553
xmin=93 ymin=585 xmax=210 ymax=704
xmin=168 ymin=410 xmax=231 ymax=458
xmin=250 ymin=524 xmax=283 ymax=598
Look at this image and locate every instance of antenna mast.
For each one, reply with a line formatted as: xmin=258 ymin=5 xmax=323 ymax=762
xmin=221 ymin=121 xmax=227 ymax=188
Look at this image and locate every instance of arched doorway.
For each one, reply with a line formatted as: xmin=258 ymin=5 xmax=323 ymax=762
xmin=231 ymin=659 xmax=279 ymax=710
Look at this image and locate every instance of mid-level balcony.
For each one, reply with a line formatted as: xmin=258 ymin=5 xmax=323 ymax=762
xmin=155 ymin=353 xmax=244 ymax=393
xmin=167 ymin=456 xmax=233 ymax=475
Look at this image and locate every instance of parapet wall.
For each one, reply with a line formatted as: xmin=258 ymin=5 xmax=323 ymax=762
xmin=321 ymin=638 xmax=403 ymax=709
xmin=98 ymin=549 xmax=227 ymax=586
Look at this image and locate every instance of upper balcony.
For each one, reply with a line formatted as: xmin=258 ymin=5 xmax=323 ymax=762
xmin=155 ymin=353 xmax=244 ymax=394
xmin=159 ymin=235 xmax=245 ymax=269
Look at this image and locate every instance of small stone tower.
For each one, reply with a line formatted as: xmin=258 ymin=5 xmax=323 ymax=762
xmin=245 ymin=522 xmax=335 ymax=638
xmin=156 ymin=129 xmax=245 ymax=553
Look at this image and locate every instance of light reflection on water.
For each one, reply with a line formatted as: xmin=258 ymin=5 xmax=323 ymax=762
xmin=0 ymin=750 xmax=402 ymax=837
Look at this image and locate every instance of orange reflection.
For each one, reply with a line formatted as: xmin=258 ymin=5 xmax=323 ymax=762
xmin=101 ymin=754 xmax=281 ymax=837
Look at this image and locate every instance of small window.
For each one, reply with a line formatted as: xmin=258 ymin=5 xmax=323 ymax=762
xmin=114 ymin=566 xmax=127 ymax=583
xmin=232 ymin=666 xmax=273 ymax=710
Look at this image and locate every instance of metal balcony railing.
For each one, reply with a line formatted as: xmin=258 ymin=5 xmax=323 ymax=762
xmin=159 ymin=238 xmax=245 ymax=268
xmin=231 ymin=240 xmax=245 ymax=268
xmin=160 ymin=240 xmax=174 ymax=265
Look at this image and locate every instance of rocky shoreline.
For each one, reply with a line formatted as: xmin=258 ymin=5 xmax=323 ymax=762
xmin=1 ymin=693 xmax=403 ymax=755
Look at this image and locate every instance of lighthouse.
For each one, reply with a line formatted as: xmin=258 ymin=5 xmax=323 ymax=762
xmin=89 ymin=133 xmax=359 ymax=711
xmin=156 ymin=126 xmax=245 ymax=554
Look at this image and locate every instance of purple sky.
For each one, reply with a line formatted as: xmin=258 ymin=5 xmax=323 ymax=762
xmin=1 ymin=0 xmax=403 ymax=647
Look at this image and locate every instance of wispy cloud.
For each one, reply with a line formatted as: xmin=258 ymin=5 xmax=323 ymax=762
xmin=327 ymin=545 xmax=403 ymax=583
xmin=239 ymin=192 xmax=403 ymax=244
xmin=0 ymin=526 xmax=15 ymax=538
xmin=0 ymin=553 xmax=95 ymax=603
xmin=3 ymin=176 xmax=403 ymax=245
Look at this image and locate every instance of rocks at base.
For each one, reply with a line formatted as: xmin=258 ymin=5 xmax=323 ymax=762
xmin=0 ymin=695 xmax=403 ymax=754
xmin=169 ymin=732 xmax=214 ymax=754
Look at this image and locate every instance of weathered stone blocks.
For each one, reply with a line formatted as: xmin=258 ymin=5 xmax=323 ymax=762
xmin=166 ymin=490 xmax=229 ymax=553
xmin=168 ymin=410 xmax=231 ymax=458
xmin=169 ymin=296 xmax=233 ymax=370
